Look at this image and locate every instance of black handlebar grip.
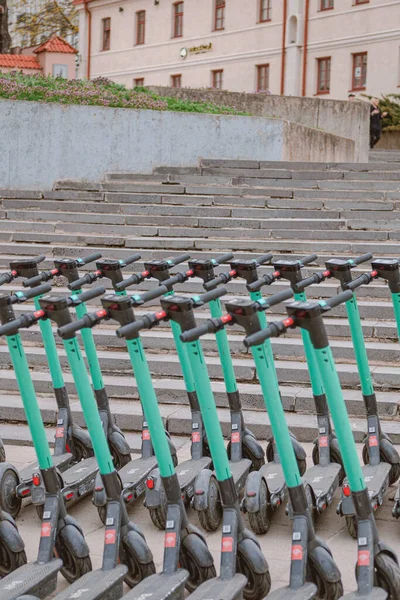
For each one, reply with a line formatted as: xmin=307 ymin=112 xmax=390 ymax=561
xmin=33 ymin=255 xmax=46 ymax=264
xmin=295 ymin=274 xmax=318 ymax=291
xmin=116 ymin=314 xmax=154 ymax=339
xmin=180 ymin=320 xmax=217 ymax=343
xmin=22 ymin=273 xmax=49 ymax=287
xmin=20 ymin=283 xmax=52 ymax=301
xmin=203 ymin=274 xmax=227 ymax=291
xmin=169 ymin=253 xmax=191 ymax=267
xmin=69 ymin=274 xmax=96 ymax=291
xmin=0 ymin=316 xmax=25 ymax=337
xmin=75 ymin=286 xmax=106 ymax=303
xmin=255 ymin=253 xmax=273 ymax=266
xmin=243 ymin=321 xmax=288 ymax=348
xmin=324 ymin=289 xmax=353 ymax=309
xmin=198 ymin=286 xmax=228 ymax=305
xmin=131 ymin=285 xmax=168 ymax=304
xmin=214 ymin=253 xmax=234 ymax=265
xmin=58 ymin=316 xmax=90 ymax=338
xmin=262 ymin=288 xmax=293 ymax=309
xmin=80 ymin=252 xmax=102 ymax=265
xmin=353 ymin=253 xmax=373 ymax=266
xmin=0 ymin=273 xmax=14 ymax=286
xmin=247 ymin=274 xmax=271 ymax=293
xmin=300 ymin=254 xmax=318 ymax=266
xmin=114 ymin=273 xmax=142 ymax=291
xmin=345 ymin=274 xmax=372 ymax=291
xmin=122 ymin=253 xmax=142 ymax=267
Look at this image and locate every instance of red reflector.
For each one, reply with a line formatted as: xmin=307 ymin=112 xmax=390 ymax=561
xmin=273 ymin=271 xmax=281 ymax=278
xmin=283 ymin=317 xmax=295 ymax=327
xmin=155 ymin=310 xmax=167 ymax=320
xmin=21 ymin=488 xmax=30 ymax=497
xmin=126 ymin=493 xmax=133 ymax=502
xmin=11 ymin=270 xmax=17 ymax=276
xmin=221 ymin=314 xmax=233 ymax=324
xmin=371 ymin=270 xmax=378 ymax=277
xmin=343 ymin=484 xmax=351 ymax=497
xmin=146 ymin=478 xmax=155 ymax=490
xmin=64 ymin=491 xmax=74 ymax=501
xmin=95 ymin=270 xmax=102 ymax=276
xmin=247 ymin=491 xmax=256 ymax=497
xmin=51 ymin=269 xmax=59 ymax=275
xmin=32 ymin=473 xmax=41 ymax=487
xmin=95 ymin=486 xmax=104 ymax=492
xmin=96 ymin=309 xmax=108 ymax=318
xmin=33 ymin=310 xmax=45 ymax=319
xmin=142 ymin=271 xmax=150 ymax=277
xmin=195 ymin=489 xmax=204 ymax=495
xmin=323 ymin=270 xmax=331 ymax=277
xmin=186 ymin=270 xmax=194 ymax=277
xmin=229 ymin=270 xmax=237 ymax=277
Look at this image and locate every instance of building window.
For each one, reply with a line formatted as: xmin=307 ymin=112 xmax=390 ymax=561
xmin=316 ymin=57 xmax=331 ymax=94
xmin=259 ymin=0 xmax=271 ymax=22
xmin=320 ymin=0 xmax=333 ymax=9
xmin=354 ymin=0 xmax=369 ymax=4
xmin=352 ymin=52 xmax=367 ymax=90
xmin=173 ymin=2 xmax=184 ymax=38
xmin=136 ymin=11 xmax=146 ymax=45
xmin=102 ymin=18 xmax=111 ymax=51
xmin=214 ymin=0 xmax=225 ymax=31
xmin=53 ymin=64 xmax=68 ymax=78
xmin=134 ymin=78 xmax=144 ymax=87
xmin=257 ymin=64 xmax=270 ymax=92
xmin=212 ymin=69 xmax=223 ymax=89
xmin=171 ymin=74 xmax=182 ymax=88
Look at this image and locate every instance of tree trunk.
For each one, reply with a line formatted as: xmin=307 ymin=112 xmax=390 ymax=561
xmin=0 ymin=0 xmax=12 ymax=54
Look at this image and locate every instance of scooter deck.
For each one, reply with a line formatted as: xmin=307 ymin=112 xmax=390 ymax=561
xmin=361 ymin=463 xmax=391 ymax=493
xmin=123 ymin=569 xmax=189 ymax=600
xmin=119 ymin=456 xmax=158 ymax=486
xmin=341 ymin=588 xmax=387 ymax=600
xmin=259 ymin=462 xmax=286 ymax=495
xmin=267 ymin=583 xmax=317 ymax=600
xmin=52 ymin=565 xmax=128 ymax=600
xmin=0 ymin=558 xmax=62 ymax=599
xmin=62 ymin=456 xmax=98 ymax=487
xmin=176 ymin=457 xmax=212 ymax=489
xmin=226 ymin=460 xmax=252 ymax=493
xmin=188 ymin=574 xmax=247 ymax=600
xmin=19 ymin=454 xmax=72 ymax=482
xmin=303 ymin=463 xmax=341 ymax=498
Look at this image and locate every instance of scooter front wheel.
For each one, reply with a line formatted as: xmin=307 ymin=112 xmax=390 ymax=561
xmin=236 ymin=542 xmax=271 ymax=600
xmin=198 ymin=476 xmax=222 ymax=532
xmin=248 ymin=479 xmax=271 ymax=535
xmin=0 ymin=468 xmax=21 ymax=518
xmin=266 ymin=441 xmax=306 ymax=476
xmin=148 ymin=484 xmax=167 ymax=530
xmin=109 ymin=440 xmax=131 ymax=470
xmin=71 ymin=437 xmax=94 ymax=463
xmin=306 ymin=558 xmax=343 ymax=600
xmin=179 ymin=534 xmax=216 ymax=593
xmin=375 ymin=553 xmax=400 ymax=599
xmin=0 ymin=539 xmax=26 ymax=578
xmin=362 ymin=444 xmax=400 ymax=486
xmin=55 ymin=535 xmax=92 ymax=583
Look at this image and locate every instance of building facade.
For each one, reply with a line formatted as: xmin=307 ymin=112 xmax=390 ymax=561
xmin=75 ymin=0 xmax=400 ymax=100
xmin=0 ymin=35 xmax=78 ymax=77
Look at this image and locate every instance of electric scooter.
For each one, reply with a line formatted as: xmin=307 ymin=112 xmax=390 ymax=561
xmin=59 ymin=287 xmax=217 ymax=595
xmin=67 ymin=255 xmax=178 ymax=523
xmin=304 ymin=255 xmax=400 ymax=537
xmin=0 ymin=256 xmax=94 ymax=518
xmin=247 ymin=256 xmax=344 ymax=528
xmin=38 ymin=289 xmax=156 ymax=591
xmin=184 ymin=290 xmax=343 ymax=599
xmin=118 ymin=288 xmax=271 ymax=600
xmin=247 ymin=292 xmax=400 ymax=599
xmin=0 ymin=285 xmax=92 ymax=599
xmin=23 ymin=253 xmax=133 ymax=470
xmin=203 ymin=254 xmax=308 ymax=476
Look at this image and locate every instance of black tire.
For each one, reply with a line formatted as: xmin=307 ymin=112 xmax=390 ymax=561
xmin=306 ymin=559 xmax=343 ymax=600
xmin=375 ymin=553 xmax=400 ymax=599
xmin=227 ymin=442 xmax=265 ymax=472
xmin=248 ymin=479 xmax=271 ymax=535
xmin=236 ymin=544 xmax=271 ymax=600
xmin=345 ymin=515 xmax=357 ymax=539
xmin=362 ymin=444 xmax=400 ymax=487
xmin=56 ymin=536 xmax=92 ymax=584
xmin=312 ymin=441 xmax=345 ymax=485
xmin=97 ymin=505 xmax=107 ymax=525
xmin=148 ymin=485 xmax=167 ymax=531
xmin=71 ymin=437 xmax=93 ymax=463
xmin=266 ymin=441 xmax=306 ymax=476
xmin=0 ymin=538 xmax=26 ymax=578
xmin=198 ymin=476 xmax=222 ymax=532
xmin=172 ymin=453 xmax=179 ymax=468
xmin=109 ymin=440 xmax=131 ymax=470
xmin=122 ymin=539 xmax=156 ymax=588
xmin=0 ymin=469 xmax=21 ymax=519
xmin=0 ymin=446 xmax=5 ymax=463
xmin=305 ymin=485 xmax=316 ymax=528
xmin=179 ymin=536 xmax=216 ymax=593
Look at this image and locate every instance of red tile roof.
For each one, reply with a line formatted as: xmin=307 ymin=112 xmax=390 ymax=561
xmin=0 ymin=55 xmax=42 ymax=70
xmin=34 ymin=35 xmax=77 ymax=55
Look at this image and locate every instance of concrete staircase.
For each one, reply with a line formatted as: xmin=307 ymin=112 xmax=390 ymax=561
xmin=1 ymin=152 xmax=400 ymax=451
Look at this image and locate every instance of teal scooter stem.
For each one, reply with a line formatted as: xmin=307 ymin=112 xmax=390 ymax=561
xmin=0 ymin=284 xmax=92 ymax=599
xmin=246 ymin=292 xmax=400 ymax=600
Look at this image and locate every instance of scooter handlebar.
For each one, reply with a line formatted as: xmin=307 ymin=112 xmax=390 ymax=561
xmin=0 ymin=273 xmax=15 ymax=286
xmin=168 ymin=253 xmax=191 ymax=267
xmin=58 ymin=314 xmax=98 ymax=338
xmin=78 ymin=252 xmax=102 ymax=265
xmin=180 ymin=319 xmax=224 ymax=343
xmin=114 ymin=272 xmax=145 ymax=291
xmin=73 ymin=286 xmax=106 ymax=304
xmin=246 ymin=273 xmax=276 ymax=292
xmin=198 ymin=286 xmax=227 ymax=305
xmin=323 ymin=289 xmax=353 ymax=309
xmin=213 ymin=253 xmax=234 ymax=265
xmin=352 ymin=253 xmax=373 ymax=266
xmin=68 ymin=272 xmax=99 ymax=291
xmin=203 ymin=272 xmax=232 ymax=291
xmin=300 ymin=254 xmax=318 ymax=266
xmin=33 ymin=254 xmax=46 ymax=265
xmin=0 ymin=316 xmax=27 ymax=337
xmin=18 ymin=282 xmax=52 ymax=301
xmin=130 ymin=285 xmax=168 ymax=304
xmin=259 ymin=288 xmax=293 ymax=310
xmin=255 ymin=253 xmax=273 ymax=266
xmin=121 ymin=253 xmax=142 ymax=267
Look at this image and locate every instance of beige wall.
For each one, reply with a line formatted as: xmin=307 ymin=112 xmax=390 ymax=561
xmin=78 ymin=0 xmax=400 ymax=100
xmin=37 ymin=51 xmax=77 ymax=79
xmin=0 ymin=66 xmax=42 ymax=75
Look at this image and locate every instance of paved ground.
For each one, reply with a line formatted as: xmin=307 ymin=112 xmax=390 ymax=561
xmin=6 ymin=439 xmax=400 ymax=597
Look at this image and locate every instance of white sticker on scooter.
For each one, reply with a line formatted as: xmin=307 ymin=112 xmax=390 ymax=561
xmin=4 ymin=581 xmax=23 ymax=590
xmin=69 ymin=590 xmax=90 ymax=598
xmin=267 ymin=473 xmax=277 ymax=479
xmin=178 ymin=470 xmax=190 ymax=476
xmin=364 ymin=476 xmax=374 ymax=483
xmin=312 ymin=477 xmax=323 ymax=483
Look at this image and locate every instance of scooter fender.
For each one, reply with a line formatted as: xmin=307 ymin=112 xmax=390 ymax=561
xmin=380 ymin=437 xmax=400 ymax=464
xmin=0 ymin=519 xmax=25 ymax=553
xmin=291 ymin=437 xmax=307 ymax=460
xmin=92 ymin=472 xmax=107 ymax=507
xmin=375 ymin=543 xmax=399 ymax=565
xmin=58 ymin=522 xmax=90 ymax=559
xmin=181 ymin=532 xmax=214 ymax=568
xmin=340 ymin=492 xmax=355 ymax=515
xmin=167 ymin=435 xmax=178 ymax=461
xmin=193 ymin=469 xmax=214 ymax=511
xmin=0 ymin=462 xmax=20 ymax=484
xmin=308 ymin=544 xmax=342 ymax=584
xmin=237 ymin=537 xmax=269 ymax=575
xmin=330 ymin=436 xmax=341 ymax=457
xmin=108 ymin=430 xmax=131 ymax=458
xmin=243 ymin=471 xmax=263 ymax=513
xmin=122 ymin=529 xmax=154 ymax=565
xmin=242 ymin=434 xmax=265 ymax=462
xmin=145 ymin=468 xmax=162 ymax=508
xmin=71 ymin=424 xmax=92 ymax=450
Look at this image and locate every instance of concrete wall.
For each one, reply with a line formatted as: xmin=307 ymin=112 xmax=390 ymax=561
xmin=0 ymin=99 xmax=355 ymax=190
xmin=150 ymin=87 xmax=369 ymax=163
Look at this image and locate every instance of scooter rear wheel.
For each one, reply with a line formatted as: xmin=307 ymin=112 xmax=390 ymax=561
xmin=312 ymin=442 xmax=345 ymax=485
xmin=362 ymin=444 xmax=400 ymax=486
xmin=345 ymin=515 xmax=357 ymax=539
xmin=248 ymin=479 xmax=271 ymax=535
xmin=0 ymin=468 xmax=21 ymax=518
xmin=109 ymin=441 xmax=131 ymax=470
xmin=266 ymin=442 xmax=306 ymax=476
xmin=149 ymin=485 xmax=167 ymax=530
xmin=55 ymin=537 xmax=92 ymax=583
xmin=236 ymin=542 xmax=271 ymax=600
xmin=0 ymin=539 xmax=26 ymax=578
xmin=306 ymin=559 xmax=343 ymax=600
xmin=375 ymin=553 xmax=400 ymax=599
xmin=198 ymin=476 xmax=222 ymax=532
xmin=0 ymin=446 xmax=5 ymax=462
xmin=179 ymin=535 xmax=216 ymax=593
xmin=122 ymin=539 xmax=156 ymax=588
xmin=227 ymin=442 xmax=264 ymax=472
xmin=71 ymin=437 xmax=94 ymax=463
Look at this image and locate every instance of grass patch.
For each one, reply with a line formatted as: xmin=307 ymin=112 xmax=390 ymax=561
xmin=0 ymin=72 xmax=247 ymax=115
